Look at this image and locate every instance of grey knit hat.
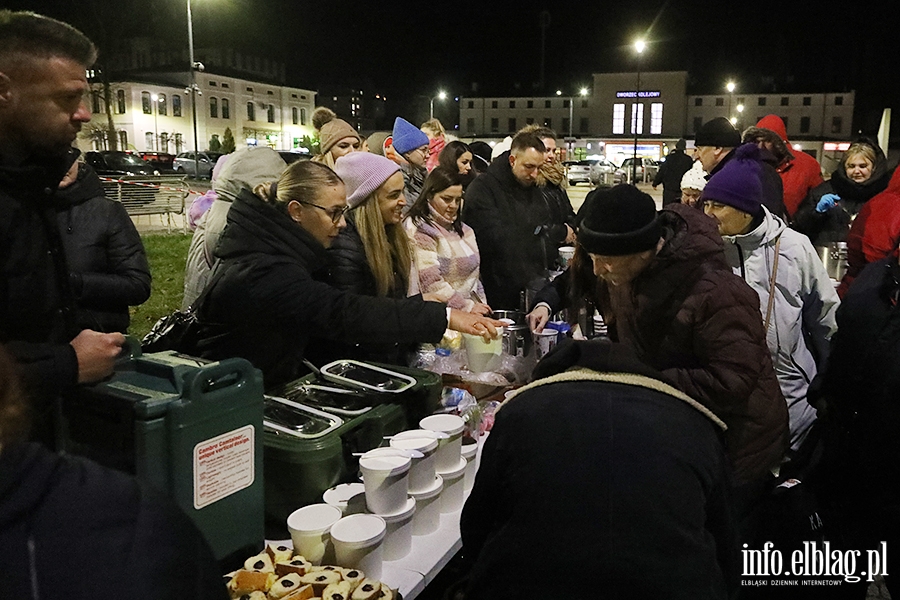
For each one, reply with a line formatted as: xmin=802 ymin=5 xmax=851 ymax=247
xmin=213 ymin=146 xmax=286 ymax=203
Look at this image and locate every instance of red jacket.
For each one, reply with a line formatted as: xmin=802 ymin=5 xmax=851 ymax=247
xmin=839 ymin=168 xmax=900 ymax=297
xmin=756 ymin=115 xmax=824 ymax=217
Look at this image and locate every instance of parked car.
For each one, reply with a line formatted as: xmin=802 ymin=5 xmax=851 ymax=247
xmin=173 ymin=151 xmax=225 ymax=179
xmin=588 ymin=158 xmax=619 ymax=186
xmin=565 ymin=159 xmax=599 ymax=186
xmin=617 ymin=157 xmax=660 ymax=184
xmin=278 ymin=150 xmax=312 ymax=165
xmin=139 ymin=151 xmax=176 ymax=173
xmin=84 ymin=151 xmax=159 ymax=177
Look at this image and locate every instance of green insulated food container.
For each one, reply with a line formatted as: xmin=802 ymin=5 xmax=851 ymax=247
xmin=59 ymin=349 xmax=265 ymax=565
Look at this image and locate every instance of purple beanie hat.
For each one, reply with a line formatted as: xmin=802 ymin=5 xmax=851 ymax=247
xmin=334 ymin=152 xmax=401 ymax=208
xmin=701 ymin=143 xmax=764 ymax=216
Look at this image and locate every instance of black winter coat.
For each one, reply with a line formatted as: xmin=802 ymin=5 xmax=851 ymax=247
xmin=54 ymin=163 xmax=151 ymax=333
xmin=653 ymin=148 xmax=694 ymax=205
xmin=194 ymin=189 xmax=447 ymax=389
xmin=0 ymin=442 xmax=227 ymax=600
xmin=0 ymin=151 xmax=79 ymax=444
xmin=461 ymin=360 xmax=736 ymax=600
xmin=462 ymin=151 xmax=560 ymax=310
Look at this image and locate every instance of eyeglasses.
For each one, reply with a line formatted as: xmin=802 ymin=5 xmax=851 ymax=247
xmin=298 ymin=200 xmax=349 ymax=224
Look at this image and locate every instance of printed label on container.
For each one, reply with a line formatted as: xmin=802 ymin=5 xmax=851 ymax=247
xmin=193 ymin=425 xmax=255 ymax=509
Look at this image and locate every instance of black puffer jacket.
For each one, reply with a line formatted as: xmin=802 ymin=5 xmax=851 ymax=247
xmin=0 ymin=442 xmax=227 ymax=599
xmin=653 ymin=148 xmax=694 ymax=205
xmin=54 ymin=163 xmax=151 ymax=333
xmin=792 ymin=143 xmax=891 ymax=246
xmin=462 ymin=151 xmax=560 ymax=310
xmin=0 ymin=151 xmax=79 ymax=442
xmin=194 ymin=189 xmax=447 ymax=389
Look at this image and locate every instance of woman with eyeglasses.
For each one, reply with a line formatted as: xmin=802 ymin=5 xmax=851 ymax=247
xmin=391 ymin=116 xmax=430 ymax=207
xmin=405 ymin=168 xmax=490 ymax=316
xmin=191 ymin=159 xmax=501 ymax=388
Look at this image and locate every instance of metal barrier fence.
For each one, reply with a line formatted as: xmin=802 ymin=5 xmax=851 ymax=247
xmin=99 ymin=176 xmax=191 ymax=231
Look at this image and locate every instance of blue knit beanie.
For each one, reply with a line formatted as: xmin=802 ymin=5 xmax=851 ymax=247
xmin=701 ymin=143 xmax=764 ymax=216
xmin=392 ymin=117 xmax=429 ymax=155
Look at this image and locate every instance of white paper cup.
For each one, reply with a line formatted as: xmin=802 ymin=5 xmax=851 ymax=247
xmin=439 ymin=457 xmax=467 ymax=514
xmin=409 ymin=475 xmax=443 ymax=536
xmin=461 ymin=440 xmax=478 ymax=491
xmin=534 ymin=328 xmax=558 ymax=359
xmin=390 ymin=431 xmax=439 ymax=494
xmin=330 ymin=514 xmax=387 ymax=580
xmin=376 ymin=497 xmax=416 ymax=561
xmin=322 ymin=482 xmax=367 ymax=515
xmin=359 ymin=450 xmax=411 ymax=516
xmin=286 ymin=503 xmax=343 ymax=565
xmin=559 ymin=245 xmax=576 ymax=265
xmin=462 ymin=332 xmax=502 ymax=373
xmin=420 ymin=414 xmax=465 ymax=473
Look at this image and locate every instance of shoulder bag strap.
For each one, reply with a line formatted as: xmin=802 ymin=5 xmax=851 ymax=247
xmin=763 ymin=236 xmax=782 ymax=332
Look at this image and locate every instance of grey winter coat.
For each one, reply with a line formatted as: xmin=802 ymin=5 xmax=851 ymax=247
xmin=722 ymin=206 xmax=839 ymax=450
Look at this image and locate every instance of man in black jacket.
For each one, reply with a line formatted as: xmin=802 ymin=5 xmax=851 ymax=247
xmin=463 ymin=132 xmax=561 ymax=310
xmin=653 ymin=138 xmax=694 ymax=205
xmin=0 ymin=11 xmax=125 ymax=447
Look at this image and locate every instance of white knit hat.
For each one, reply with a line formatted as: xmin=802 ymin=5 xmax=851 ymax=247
xmin=681 ymin=161 xmax=708 ymax=191
xmin=334 ymin=152 xmax=401 ymax=208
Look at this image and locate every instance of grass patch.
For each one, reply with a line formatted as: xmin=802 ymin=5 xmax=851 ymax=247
xmin=129 ymin=232 xmax=192 ymax=340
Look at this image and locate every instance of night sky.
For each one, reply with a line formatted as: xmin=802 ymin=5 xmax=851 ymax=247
xmin=6 ymin=0 xmax=900 ymax=135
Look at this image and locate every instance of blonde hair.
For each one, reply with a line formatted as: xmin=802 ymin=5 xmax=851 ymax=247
xmin=420 ymin=118 xmax=446 ymax=138
xmin=843 ymin=142 xmax=877 ymax=169
xmin=311 ymin=152 xmax=337 ymax=169
xmin=354 ymin=193 xmax=411 ymax=297
xmin=253 ymin=160 xmax=342 ymax=215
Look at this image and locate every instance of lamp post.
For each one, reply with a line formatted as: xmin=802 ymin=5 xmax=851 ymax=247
xmin=733 ymin=103 xmax=744 ymax=128
xmin=726 ymin=80 xmax=735 ymax=122
xmin=632 ymin=39 xmax=645 ymax=184
xmin=150 ymin=93 xmax=159 ymax=150
xmin=430 ymin=90 xmax=447 ymax=120
xmin=187 ymin=0 xmax=200 ymax=178
xmin=557 ymin=88 xmax=589 ymax=157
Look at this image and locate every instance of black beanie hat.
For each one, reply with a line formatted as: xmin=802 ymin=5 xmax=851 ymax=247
xmin=577 ymin=185 xmax=662 ymax=256
xmin=695 ymin=117 xmax=741 ymax=147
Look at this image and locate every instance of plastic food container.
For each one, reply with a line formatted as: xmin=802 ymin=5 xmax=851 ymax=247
xmin=322 ymin=482 xmax=367 ymax=515
xmin=376 ymin=497 xmax=416 ymax=561
xmin=438 ymin=457 xmax=467 ymax=514
xmin=460 ymin=439 xmax=478 ymax=491
xmin=389 ymin=430 xmax=439 ymax=493
xmin=409 ymin=475 xmax=443 ymax=536
xmin=330 ymin=514 xmax=387 ymax=579
xmin=419 ymin=414 xmax=465 ymax=473
xmin=359 ymin=449 xmax=411 ymax=515
xmin=286 ymin=503 xmax=343 ymax=565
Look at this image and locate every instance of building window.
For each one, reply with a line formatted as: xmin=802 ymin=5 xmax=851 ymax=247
xmin=526 ymin=117 xmax=534 ymax=125
xmin=300 ymin=107 xmax=307 ymax=125
xmin=222 ymin=83 xmax=229 ymax=89
xmin=715 ymin=97 xmax=724 ymax=106
xmin=650 ymin=103 xmax=663 ymax=135
xmin=543 ymin=117 xmax=552 ymax=128
xmin=91 ymin=91 xmax=101 ymax=114
xmin=490 ymin=117 xmax=499 ymax=132
xmin=527 ymin=100 xmax=534 ymax=108
xmin=209 ymin=97 xmax=218 ymax=118
xmin=561 ymin=117 xmax=570 ymax=133
xmin=267 ymin=104 xmax=275 ymax=123
xmin=781 ymin=97 xmax=789 ymax=106
xmin=803 ymin=96 xmax=812 ymax=106
xmin=159 ymin=132 xmax=168 ymax=150
xmin=222 ymin=98 xmax=230 ymax=119
xmin=491 ymin=100 xmax=498 ymax=109
xmin=246 ymin=87 xmax=253 ymax=92
xmin=141 ymin=91 xmax=152 ymax=114
xmin=116 ymin=89 xmax=126 ymax=114
xmin=247 ymin=102 xmax=255 ymax=121
xmin=267 ymin=90 xmax=274 ymax=95
xmin=695 ymin=97 xmax=703 ymax=106
xmin=157 ymin=93 xmax=167 ymax=116
xmin=781 ymin=116 xmax=789 ymax=129
xmin=466 ymin=117 xmax=475 ymax=132
xmin=209 ymin=81 xmax=217 ymax=87
xmin=581 ymin=99 xmax=588 ymax=108
xmin=758 ymin=97 xmax=767 ymax=106
xmin=174 ymin=133 xmax=183 ymax=153
xmin=835 ymin=96 xmax=843 ymax=106
xmin=613 ymin=103 xmax=626 ymax=134
xmin=544 ymin=100 xmax=552 ymax=108
xmin=508 ymin=118 xmax=516 ymax=132
xmin=145 ymin=132 xmax=154 ymax=150
xmin=580 ymin=117 xmax=589 ymax=133
xmin=118 ymin=130 xmax=128 ymax=149
xmin=509 ymin=100 xmax=516 ymax=109
xmin=800 ymin=116 xmax=811 ymax=133
xmin=292 ymin=107 xmax=298 ymax=125
xmin=630 ymin=103 xmax=644 ymax=135
xmin=562 ymin=99 xmax=570 ymax=108
xmin=467 ymin=100 xmax=474 ymax=109
xmin=832 ymin=116 xmax=843 ymax=133
xmin=693 ymin=116 xmax=703 ymax=133
xmin=172 ymin=94 xmax=182 ymax=117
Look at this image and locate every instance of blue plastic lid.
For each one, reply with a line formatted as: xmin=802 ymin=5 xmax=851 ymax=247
xmin=435 ymin=347 xmax=452 ymax=357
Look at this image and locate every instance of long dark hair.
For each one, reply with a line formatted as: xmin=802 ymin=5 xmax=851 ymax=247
xmin=438 ymin=140 xmax=471 ymax=174
xmin=406 ymin=167 xmax=465 ymax=236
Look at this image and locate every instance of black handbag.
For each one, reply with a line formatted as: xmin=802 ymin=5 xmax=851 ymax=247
xmin=141 ymin=266 xmax=221 ymax=354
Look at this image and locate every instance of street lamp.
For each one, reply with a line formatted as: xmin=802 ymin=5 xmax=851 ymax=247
xmin=187 ymin=0 xmax=201 ymax=177
xmin=557 ymin=87 xmax=589 ymax=151
xmin=726 ymin=80 xmax=736 ymax=121
xmin=632 ymin=39 xmax=645 ymax=184
xmin=430 ymin=90 xmax=447 ymax=120
xmin=150 ymin=93 xmax=160 ymax=151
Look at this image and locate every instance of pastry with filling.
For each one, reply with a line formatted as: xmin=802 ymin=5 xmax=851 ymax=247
xmin=227 ymin=570 xmax=272 ymax=596
xmin=299 ymin=570 xmax=342 ymax=596
xmin=268 ymin=574 xmax=305 ymax=599
xmin=308 ymin=565 xmax=340 ymax=573
xmin=378 ymin=587 xmax=393 ymax=600
xmin=266 ymin=543 xmax=293 ymax=564
xmin=243 ymin=553 xmax=275 ymax=573
xmin=275 ymin=557 xmax=312 ymax=577
xmin=349 ymin=579 xmax=381 ymax=600
xmin=234 ymin=593 xmax=266 ymax=600
xmin=339 ymin=569 xmax=364 ymax=591
xmin=281 ymin=584 xmax=315 ymax=600
xmin=321 ymin=581 xmax=352 ymax=600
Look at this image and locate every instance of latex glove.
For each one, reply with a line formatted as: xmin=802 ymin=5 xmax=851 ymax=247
xmin=526 ymin=305 xmax=551 ymax=333
xmin=816 ymin=193 xmax=840 ymax=213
